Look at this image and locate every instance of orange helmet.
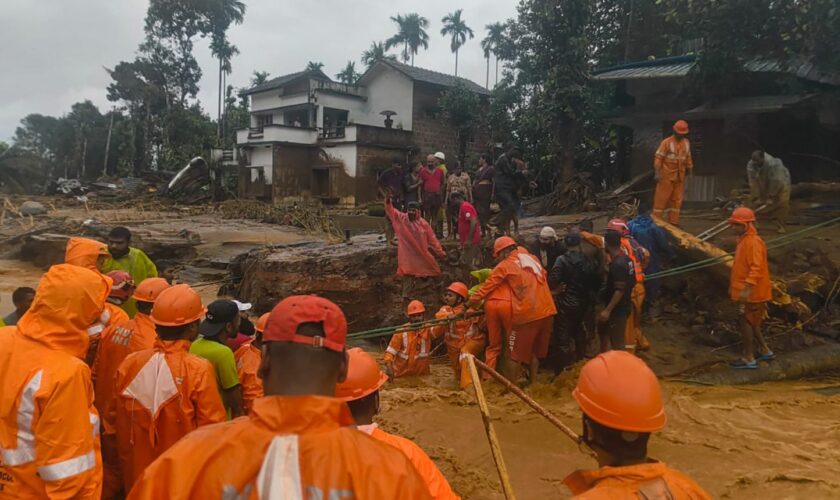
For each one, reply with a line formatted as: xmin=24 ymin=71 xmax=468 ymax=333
xmin=673 ymin=119 xmax=689 ymax=135
xmin=728 ymin=206 xmax=756 ymax=225
xmin=134 ymin=277 xmax=171 ymax=304
xmin=406 ymin=300 xmax=425 ymax=315
xmin=335 ymin=347 xmax=388 ymax=401
xmin=446 ymin=282 xmax=469 ymax=300
xmin=106 ymin=270 xmax=135 ymax=301
xmin=493 ymin=236 xmax=517 ymax=257
xmin=255 ymin=312 xmax=270 ymax=333
xmin=151 ymin=284 xmax=204 ymax=326
xmin=606 ymin=218 xmax=629 ymax=236
xmin=573 ymin=351 xmax=666 ymax=433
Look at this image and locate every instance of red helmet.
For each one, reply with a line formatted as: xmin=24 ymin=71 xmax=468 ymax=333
xmin=606 ymin=218 xmax=629 ymax=236
xmin=106 ymin=270 xmax=135 ymax=301
xmin=446 ymin=282 xmax=469 ymax=300
xmin=573 ymin=351 xmax=666 ymax=433
xmin=493 ymin=236 xmax=517 ymax=258
xmin=406 ymin=300 xmax=426 ymax=316
xmin=728 ymin=206 xmax=756 ymax=225
xmin=335 ymin=348 xmax=388 ymax=401
xmin=673 ymin=119 xmax=689 ymax=135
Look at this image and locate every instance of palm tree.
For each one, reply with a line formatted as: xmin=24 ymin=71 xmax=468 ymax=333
xmin=250 ymin=71 xmax=270 ymax=87
xmin=211 ymin=37 xmax=239 ymax=140
xmin=484 ymin=22 xmax=506 ymax=86
xmin=208 ymin=0 xmax=246 ymax=141
xmin=361 ymin=41 xmax=397 ymax=69
xmin=335 ymin=61 xmax=360 ymax=84
xmin=440 ymin=10 xmax=474 ymax=76
xmin=385 ymin=13 xmax=430 ymax=66
xmin=306 ymin=61 xmax=325 ymax=72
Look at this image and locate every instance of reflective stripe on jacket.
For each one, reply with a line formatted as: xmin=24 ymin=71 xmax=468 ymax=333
xmin=0 ymin=264 xmax=111 ymax=498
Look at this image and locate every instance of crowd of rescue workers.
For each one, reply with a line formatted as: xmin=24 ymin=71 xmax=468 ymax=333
xmin=0 ymin=119 xmax=786 ymax=498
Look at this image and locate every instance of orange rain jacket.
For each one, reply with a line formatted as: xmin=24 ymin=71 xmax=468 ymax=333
xmin=0 ymin=264 xmax=110 ymax=499
xmin=433 ymin=304 xmax=486 ymax=388
xmin=111 ymin=339 xmax=226 ymax=491
xmin=358 ymin=423 xmax=459 ymax=500
xmin=234 ymin=341 xmax=264 ymax=415
xmin=126 ymin=396 xmax=432 ymax=499
xmin=65 ymin=237 xmax=108 ymax=270
xmin=384 ymin=325 xmax=433 ymax=377
xmin=564 ymin=460 xmax=712 ymax=499
xmin=93 ymin=311 xmax=158 ymax=498
xmin=730 ymin=224 xmax=772 ymax=303
xmin=86 ymin=302 xmax=129 ymax=367
xmin=471 ymin=247 xmax=557 ymax=326
xmin=654 ymin=136 xmax=693 ymax=183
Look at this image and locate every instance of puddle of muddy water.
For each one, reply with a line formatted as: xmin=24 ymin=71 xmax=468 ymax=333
xmin=376 ymin=358 xmax=840 ymax=499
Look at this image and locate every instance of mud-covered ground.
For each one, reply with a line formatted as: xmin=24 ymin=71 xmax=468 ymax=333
xmin=377 ymin=358 xmax=840 ymax=499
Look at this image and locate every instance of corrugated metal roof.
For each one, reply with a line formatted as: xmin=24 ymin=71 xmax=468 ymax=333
xmin=592 ymin=62 xmax=694 ymax=81
xmin=685 ymin=94 xmax=816 ymax=117
xmin=594 ymin=57 xmax=840 ymax=85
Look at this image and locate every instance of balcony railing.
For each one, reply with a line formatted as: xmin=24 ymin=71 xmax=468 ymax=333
xmin=318 ymin=125 xmax=346 ymax=140
xmin=237 ymin=124 xmax=318 ymax=145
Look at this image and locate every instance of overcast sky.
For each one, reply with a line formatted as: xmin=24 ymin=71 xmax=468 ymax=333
xmin=0 ymin=0 xmax=519 ymax=142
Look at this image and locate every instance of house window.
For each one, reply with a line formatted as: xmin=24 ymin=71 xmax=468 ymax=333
xmin=256 ymin=114 xmax=273 ymax=127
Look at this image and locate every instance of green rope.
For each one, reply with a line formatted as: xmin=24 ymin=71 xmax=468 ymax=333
xmin=646 ymin=215 xmax=840 ymax=281
xmin=347 ymin=314 xmax=482 ymax=341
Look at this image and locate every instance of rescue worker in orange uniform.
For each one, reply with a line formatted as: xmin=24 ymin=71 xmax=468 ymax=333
xmin=653 ymin=119 xmax=693 ymax=225
xmin=64 ymin=238 xmax=131 ymax=366
xmin=472 ymin=268 xmax=513 ymax=377
xmin=432 ymin=282 xmax=486 ymax=389
xmin=470 ymin=236 xmax=557 ymax=384
xmin=93 ymin=277 xmax=170 ymax=499
xmin=0 ymin=264 xmax=111 ymax=498
xmin=65 ymin=236 xmax=110 ymax=271
xmin=728 ymin=207 xmax=775 ymax=369
xmin=337 ymin=347 xmax=459 ymax=499
xmin=126 ymin=295 xmax=431 ymax=499
xmin=564 ymin=351 xmax=712 ymax=499
xmin=111 ymin=284 xmax=225 ymax=492
xmin=606 ymin=219 xmax=650 ymax=351
xmin=86 ymin=273 xmax=132 ymax=366
xmin=235 ymin=312 xmax=268 ymax=414
xmin=384 ymin=299 xmax=434 ymax=379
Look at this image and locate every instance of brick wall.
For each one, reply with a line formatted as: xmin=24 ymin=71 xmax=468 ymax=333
xmin=411 ymin=83 xmax=490 ymax=168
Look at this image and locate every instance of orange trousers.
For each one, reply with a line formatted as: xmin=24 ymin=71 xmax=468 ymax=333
xmin=484 ymin=299 xmax=512 ymax=372
xmin=447 ymin=338 xmax=487 ymax=389
xmin=101 ymin=434 xmax=122 ymax=499
xmin=624 ymin=283 xmax=649 ymax=350
xmin=653 ymin=176 xmax=684 ymax=225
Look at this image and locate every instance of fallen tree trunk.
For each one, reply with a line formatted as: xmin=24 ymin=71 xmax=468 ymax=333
xmin=653 ymin=216 xmax=811 ymax=321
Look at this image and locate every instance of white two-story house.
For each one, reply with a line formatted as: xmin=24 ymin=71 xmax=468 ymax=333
xmin=236 ymin=60 xmax=489 ymax=206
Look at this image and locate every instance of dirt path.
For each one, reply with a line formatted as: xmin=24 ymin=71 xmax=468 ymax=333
xmin=379 ymin=360 xmax=840 ymax=499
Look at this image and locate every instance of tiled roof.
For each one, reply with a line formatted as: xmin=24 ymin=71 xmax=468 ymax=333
xmin=377 ymin=60 xmax=491 ymax=95
xmin=241 ymin=69 xmax=331 ymax=95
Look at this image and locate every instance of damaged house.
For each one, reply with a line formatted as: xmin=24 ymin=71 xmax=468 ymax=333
xmin=235 ymin=60 xmax=490 ymax=206
xmin=595 ymin=55 xmax=840 ymax=202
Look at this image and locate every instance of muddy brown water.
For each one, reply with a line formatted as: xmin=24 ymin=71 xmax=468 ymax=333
xmin=379 ymin=360 xmax=840 ymax=499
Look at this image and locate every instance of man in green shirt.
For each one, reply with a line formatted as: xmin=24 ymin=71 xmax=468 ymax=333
xmin=102 ymin=226 xmax=159 ymax=318
xmin=189 ymin=299 xmax=245 ymax=418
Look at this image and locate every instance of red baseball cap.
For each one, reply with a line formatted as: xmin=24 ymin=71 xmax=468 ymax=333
xmin=262 ymin=295 xmax=347 ymax=352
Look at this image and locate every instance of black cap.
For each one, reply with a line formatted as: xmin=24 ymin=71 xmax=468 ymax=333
xmin=199 ymin=300 xmax=239 ymax=337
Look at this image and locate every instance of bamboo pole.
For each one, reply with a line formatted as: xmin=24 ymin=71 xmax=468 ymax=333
xmin=472 ymin=357 xmax=598 ymax=459
xmin=466 ymin=355 xmax=516 ymax=500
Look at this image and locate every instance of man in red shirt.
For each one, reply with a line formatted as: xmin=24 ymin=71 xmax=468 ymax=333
xmin=420 ymin=154 xmax=445 ymax=235
xmin=449 ymin=191 xmax=480 ymax=268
